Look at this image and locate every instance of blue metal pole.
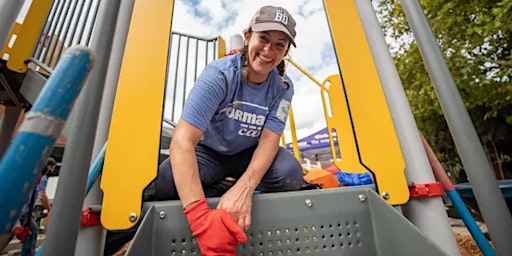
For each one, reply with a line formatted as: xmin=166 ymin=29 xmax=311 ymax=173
xmin=446 ymin=190 xmax=495 ymax=256
xmin=86 ymin=143 xmax=106 ymax=195
xmin=0 ymin=45 xmax=95 ymax=250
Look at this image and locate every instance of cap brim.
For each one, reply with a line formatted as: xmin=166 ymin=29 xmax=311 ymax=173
xmin=252 ymin=22 xmax=296 ymax=47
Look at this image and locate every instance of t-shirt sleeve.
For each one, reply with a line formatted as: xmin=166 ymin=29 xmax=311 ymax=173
xmin=264 ymin=76 xmax=294 ymax=135
xmin=36 ymin=175 xmax=48 ymax=192
xmin=180 ymin=65 xmax=228 ymax=131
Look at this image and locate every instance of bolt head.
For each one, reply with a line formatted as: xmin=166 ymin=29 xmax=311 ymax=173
xmin=129 ymin=213 xmax=138 ymax=222
xmin=305 ymin=198 xmax=313 ymax=208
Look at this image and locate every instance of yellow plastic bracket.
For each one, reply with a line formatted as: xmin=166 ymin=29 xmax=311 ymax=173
xmin=101 ymin=0 xmax=174 ymax=230
xmin=323 ymin=0 xmax=409 ymax=205
xmin=216 ymin=36 xmax=226 ymax=58
xmin=5 ymin=0 xmax=53 ymax=73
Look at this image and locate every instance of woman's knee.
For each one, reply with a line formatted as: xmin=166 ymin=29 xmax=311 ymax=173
xmin=278 ymin=160 xmax=304 ymax=190
xmin=260 ymin=149 xmax=304 ymax=192
xmin=153 ymin=157 xmax=179 ymax=200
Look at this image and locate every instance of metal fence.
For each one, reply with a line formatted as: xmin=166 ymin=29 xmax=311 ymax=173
xmin=164 ymin=31 xmax=220 ymax=122
xmin=32 ymin=1 xmax=221 ymax=123
xmin=32 ymin=0 xmax=102 ymax=69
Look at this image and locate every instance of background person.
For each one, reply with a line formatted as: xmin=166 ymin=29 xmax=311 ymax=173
xmin=15 ymin=157 xmax=54 ymax=256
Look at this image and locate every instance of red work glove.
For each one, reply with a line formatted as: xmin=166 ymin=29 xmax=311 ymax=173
xmin=184 ymin=198 xmax=247 ymax=256
xmin=12 ymin=226 xmax=32 ymax=242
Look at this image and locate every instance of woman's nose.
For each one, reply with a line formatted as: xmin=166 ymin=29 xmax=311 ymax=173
xmin=263 ymin=42 xmax=272 ymax=51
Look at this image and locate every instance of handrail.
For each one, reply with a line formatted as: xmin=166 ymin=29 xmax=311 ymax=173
xmin=172 ymin=31 xmax=219 ymax=42
xmin=282 ymin=56 xmax=334 ymax=163
xmin=284 ymin=56 xmax=328 ymax=91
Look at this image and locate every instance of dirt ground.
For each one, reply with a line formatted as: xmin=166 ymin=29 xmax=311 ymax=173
xmin=452 ymin=218 xmax=491 ymax=256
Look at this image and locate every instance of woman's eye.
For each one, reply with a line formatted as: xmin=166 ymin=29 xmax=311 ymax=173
xmin=259 ymin=36 xmax=269 ymax=42
xmin=275 ymin=43 xmax=285 ymax=49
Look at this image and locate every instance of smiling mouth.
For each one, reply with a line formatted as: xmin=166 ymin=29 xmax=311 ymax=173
xmin=258 ymin=54 xmax=273 ymax=63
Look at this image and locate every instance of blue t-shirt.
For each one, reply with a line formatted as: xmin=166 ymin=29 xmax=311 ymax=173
xmin=181 ymin=53 xmax=294 ymax=155
xmin=21 ymin=175 xmax=48 ymax=215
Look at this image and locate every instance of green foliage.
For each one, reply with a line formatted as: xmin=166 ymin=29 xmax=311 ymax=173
xmin=377 ymin=0 xmax=512 ymax=180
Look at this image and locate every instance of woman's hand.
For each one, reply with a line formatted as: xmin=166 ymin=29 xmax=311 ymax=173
xmin=217 ymin=180 xmax=254 ymax=231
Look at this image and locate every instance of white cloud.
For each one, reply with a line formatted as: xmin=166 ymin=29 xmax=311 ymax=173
xmin=168 ymin=0 xmax=341 ymax=140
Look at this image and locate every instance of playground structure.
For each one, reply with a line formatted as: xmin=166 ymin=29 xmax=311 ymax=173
xmin=0 ymin=0 xmax=511 ymax=255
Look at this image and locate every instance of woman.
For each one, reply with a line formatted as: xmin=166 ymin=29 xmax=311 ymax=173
xmin=154 ymin=5 xmax=303 ymax=255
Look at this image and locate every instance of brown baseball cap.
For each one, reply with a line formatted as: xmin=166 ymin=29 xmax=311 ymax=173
xmin=248 ymin=6 xmax=297 ymax=47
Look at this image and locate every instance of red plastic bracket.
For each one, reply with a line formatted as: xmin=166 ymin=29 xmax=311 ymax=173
xmin=80 ymin=208 xmax=101 ymax=227
xmin=409 ymin=182 xmax=444 ymax=198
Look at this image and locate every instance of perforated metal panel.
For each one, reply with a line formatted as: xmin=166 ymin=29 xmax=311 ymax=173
xmin=126 ymin=187 xmax=448 ymax=256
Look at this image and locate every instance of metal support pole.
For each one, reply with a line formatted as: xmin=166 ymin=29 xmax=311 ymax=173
xmin=399 ymin=1 xmax=512 ymax=255
xmin=355 ymin=1 xmax=460 ymax=255
xmin=0 ymin=107 xmax=22 ymax=158
xmin=92 ymin=0 xmax=135 ymax=155
xmin=0 ymin=0 xmax=25 ymax=53
xmin=75 ymin=0 xmax=122 ymax=255
xmin=41 ymin=1 xmax=121 ymax=256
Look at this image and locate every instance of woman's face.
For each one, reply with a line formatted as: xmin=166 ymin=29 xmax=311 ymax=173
xmin=244 ymin=30 xmax=290 ymax=83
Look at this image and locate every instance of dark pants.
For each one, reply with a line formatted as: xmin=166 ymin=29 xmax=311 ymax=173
xmin=153 ymin=144 xmax=304 ymax=200
xmin=19 ymin=213 xmax=38 ymax=256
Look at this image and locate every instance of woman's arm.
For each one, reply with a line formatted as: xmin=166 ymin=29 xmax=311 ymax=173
xmin=170 ymin=118 xmax=205 ymax=208
xmin=37 ymin=190 xmax=51 ymax=210
xmin=217 ymin=128 xmax=281 ymax=231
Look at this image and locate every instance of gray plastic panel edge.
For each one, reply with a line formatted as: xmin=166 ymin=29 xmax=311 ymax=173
xmin=127 ymin=186 xmax=451 ymax=256
xmin=19 ymin=69 xmax=47 ymax=105
xmin=367 ymin=190 xmax=450 ymax=256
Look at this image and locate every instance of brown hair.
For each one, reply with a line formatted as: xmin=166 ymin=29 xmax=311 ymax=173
xmin=240 ymin=29 xmax=290 ymax=89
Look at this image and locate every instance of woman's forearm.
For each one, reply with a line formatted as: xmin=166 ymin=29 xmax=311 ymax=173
xmin=170 ymin=139 xmax=205 ymax=208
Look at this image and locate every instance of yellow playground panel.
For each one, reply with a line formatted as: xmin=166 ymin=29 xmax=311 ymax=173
xmin=100 ymin=0 xmax=174 ymax=230
xmin=100 ymin=0 xmax=409 ymax=231
xmin=324 ymin=0 xmax=408 ymax=204
xmin=1 ymin=0 xmax=53 ymax=73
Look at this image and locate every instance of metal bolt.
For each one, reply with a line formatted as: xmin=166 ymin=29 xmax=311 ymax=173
xmin=129 ymin=213 xmax=138 ymax=222
xmin=382 ymin=192 xmax=390 ymax=200
xmin=159 ymin=210 xmax=167 ymax=219
xmin=358 ymin=194 xmax=366 ymax=202
xmin=305 ymin=198 xmax=313 ymax=208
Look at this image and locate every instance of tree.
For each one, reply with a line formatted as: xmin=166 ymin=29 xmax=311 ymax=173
xmin=377 ymin=0 xmax=512 ymax=180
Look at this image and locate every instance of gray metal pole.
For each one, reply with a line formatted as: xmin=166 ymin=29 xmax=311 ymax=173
xmin=73 ymin=1 xmax=122 ymax=256
xmin=0 ymin=0 xmax=25 ymax=53
xmin=92 ymin=0 xmax=135 ymax=154
xmin=399 ymin=1 xmax=512 ymax=255
xmin=41 ymin=1 xmax=121 ymax=255
xmin=355 ymin=1 xmax=460 ymax=255
xmin=75 ymin=1 xmax=135 ymax=254
xmin=0 ymin=107 xmax=22 ymax=158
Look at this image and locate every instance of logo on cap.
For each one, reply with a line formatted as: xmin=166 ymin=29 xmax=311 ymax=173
xmin=274 ymin=10 xmax=289 ymax=25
